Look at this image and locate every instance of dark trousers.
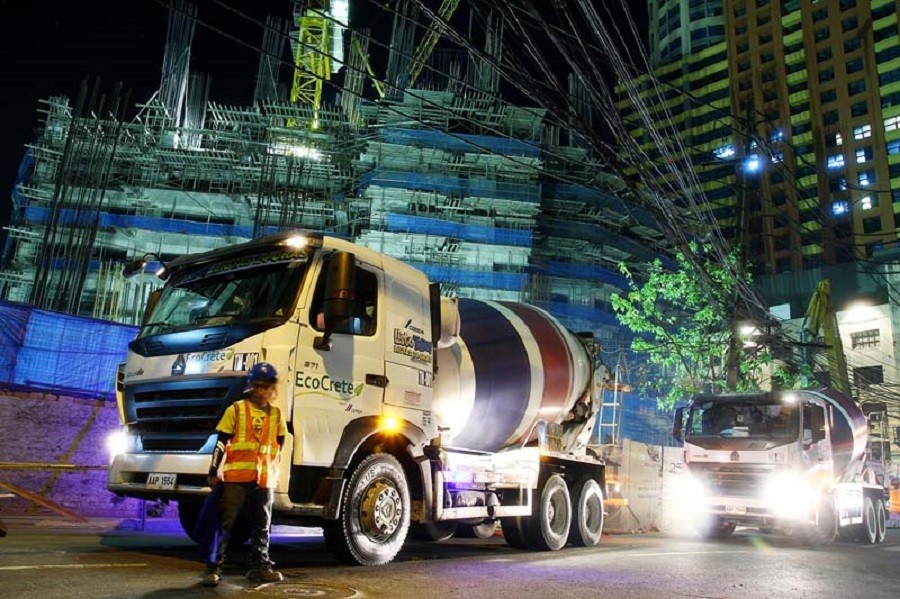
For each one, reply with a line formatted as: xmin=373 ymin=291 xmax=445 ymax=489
xmin=212 ymin=482 xmax=274 ymax=568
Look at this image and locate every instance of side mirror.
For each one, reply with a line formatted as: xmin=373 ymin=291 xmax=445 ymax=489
xmin=314 ymin=252 xmax=356 ymax=350
xmin=673 ymin=406 xmax=684 ymax=443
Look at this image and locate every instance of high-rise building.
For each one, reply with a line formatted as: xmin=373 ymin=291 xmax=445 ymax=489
xmin=624 ymin=0 xmax=900 ymax=275
xmin=621 ymin=0 xmax=900 ymax=457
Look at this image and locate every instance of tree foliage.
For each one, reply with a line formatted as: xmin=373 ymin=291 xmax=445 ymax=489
xmin=611 ymin=244 xmax=777 ymax=410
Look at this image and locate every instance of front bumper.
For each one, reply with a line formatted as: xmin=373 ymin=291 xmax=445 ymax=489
xmin=108 ymin=451 xmax=213 ymax=500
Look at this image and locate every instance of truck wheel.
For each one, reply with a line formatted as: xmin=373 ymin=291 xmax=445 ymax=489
xmin=326 ymin=453 xmax=410 ymax=566
xmin=458 ymin=520 xmax=498 ymax=539
xmin=409 ymin=520 xmax=457 ymax=541
xmin=567 ymin=479 xmax=604 ymax=547
xmin=862 ymin=497 xmax=878 ymax=544
xmin=500 ymin=516 xmax=530 ymax=549
xmin=803 ymin=495 xmax=837 ymax=545
xmin=178 ymin=500 xmax=203 ymax=542
xmin=875 ymin=498 xmax=887 ymax=544
xmin=523 ymin=474 xmax=572 ymax=551
xmin=694 ymin=515 xmax=736 ymax=540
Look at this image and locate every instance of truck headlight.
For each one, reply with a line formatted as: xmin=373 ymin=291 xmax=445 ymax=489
xmin=106 ymin=430 xmax=132 ymax=462
xmin=763 ymin=473 xmax=817 ymax=519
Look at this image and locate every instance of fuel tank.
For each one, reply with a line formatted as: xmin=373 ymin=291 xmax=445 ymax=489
xmin=432 ymin=298 xmax=593 ymax=452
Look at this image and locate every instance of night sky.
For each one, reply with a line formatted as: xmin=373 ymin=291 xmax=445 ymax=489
xmin=0 ymin=0 xmax=648 ymax=250
xmin=0 ymin=0 xmax=278 ymax=247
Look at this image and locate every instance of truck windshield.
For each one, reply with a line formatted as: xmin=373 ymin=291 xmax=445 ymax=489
xmin=139 ymin=254 xmax=311 ymax=338
xmin=686 ymin=400 xmax=800 ymax=440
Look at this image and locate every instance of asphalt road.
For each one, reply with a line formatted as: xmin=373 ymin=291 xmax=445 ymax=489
xmin=1 ymin=519 xmax=898 ymax=598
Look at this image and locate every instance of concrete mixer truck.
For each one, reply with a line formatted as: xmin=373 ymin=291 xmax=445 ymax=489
xmin=672 ymin=389 xmax=890 ymax=544
xmin=107 ymin=232 xmax=608 ymax=565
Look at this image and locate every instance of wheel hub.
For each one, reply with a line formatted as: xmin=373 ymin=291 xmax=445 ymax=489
xmin=360 ymin=480 xmax=402 ymax=539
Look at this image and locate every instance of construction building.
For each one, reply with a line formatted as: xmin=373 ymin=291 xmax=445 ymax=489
xmin=0 ymin=0 xmax=663 ymax=349
xmin=619 ymin=0 xmax=900 ymax=456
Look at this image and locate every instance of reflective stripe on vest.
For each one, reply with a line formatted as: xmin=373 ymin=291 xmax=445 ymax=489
xmin=222 ymin=400 xmax=281 ymax=488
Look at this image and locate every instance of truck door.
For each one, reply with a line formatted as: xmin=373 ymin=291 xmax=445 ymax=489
xmin=294 ymin=256 xmax=385 ymax=465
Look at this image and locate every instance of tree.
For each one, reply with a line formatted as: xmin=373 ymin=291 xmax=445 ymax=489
xmin=611 ymin=243 xmax=777 ymax=410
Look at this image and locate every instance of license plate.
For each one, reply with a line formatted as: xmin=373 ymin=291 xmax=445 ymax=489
xmin=146 ymin=472 xmax=177 ymax=490
xmin=725 ymin=505 xmax=747 ymax=515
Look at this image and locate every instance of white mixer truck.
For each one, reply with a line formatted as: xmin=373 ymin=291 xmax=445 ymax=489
xmin=108 ymin=231 xmax=607 ymax=565
xmin=673 ymin=389 xmax=890 ymax=544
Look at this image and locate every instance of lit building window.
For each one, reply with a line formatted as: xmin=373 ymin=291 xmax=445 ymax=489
xmin=856 ymin=147 xmax=872 ymax=163
xmin=827 ymin=154 xmax=845 ymax=169
xmin=860 ymin=195 xmax=873 ymax=209
xmin=714 ymin=144 xmax=735 ymax=159
xmin=836 ymin=132 xmax=843 ymax=145
xmin=885 ymin=115 xmax=900 ymax=131
xmin=859 ymin=170 xmax=875 ymax=186
xmin=832 ymin=200 xmax=850 ymax=215
xmin=853 ymin=124 xmax=872 ymax=139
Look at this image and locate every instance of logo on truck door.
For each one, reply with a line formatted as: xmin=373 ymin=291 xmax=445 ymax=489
xmin=295 ymin=372 xmax=364 ymax=401
xmin=393 ymin=328 xmax=433 ymax=364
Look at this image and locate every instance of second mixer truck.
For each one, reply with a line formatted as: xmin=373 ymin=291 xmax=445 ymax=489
xmin=107 ymin=231 xmax=608 ymax=565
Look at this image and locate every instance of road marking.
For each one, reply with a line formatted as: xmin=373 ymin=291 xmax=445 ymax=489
xmin=0 ymin=563 xmax=149 ymax=571
xmin=620 ymin=550 xmax=750 ymax=558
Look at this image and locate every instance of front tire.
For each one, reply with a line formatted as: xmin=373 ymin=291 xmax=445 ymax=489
xmin=523 ymin=474 xmax=572 ymax=551
xmin=567 ymin=479 xmax=604 ymax=547
xmin=803 ymin=494 xmax=837 ymax=545
xmin=694 ymin=515 xmax=736 ymax=540
xmin=325 ymin=453 xmax=410 ymax=566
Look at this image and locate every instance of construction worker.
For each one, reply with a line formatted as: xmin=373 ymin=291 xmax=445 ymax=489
xmin=202 ymin=362 xmax=287 ymax=587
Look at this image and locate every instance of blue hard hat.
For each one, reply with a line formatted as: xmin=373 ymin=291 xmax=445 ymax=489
xmin=247 ymin=362 xmax=279 ymax=385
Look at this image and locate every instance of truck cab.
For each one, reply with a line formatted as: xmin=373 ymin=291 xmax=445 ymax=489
xmin=673 ymin=389 xmax=888 ymax=544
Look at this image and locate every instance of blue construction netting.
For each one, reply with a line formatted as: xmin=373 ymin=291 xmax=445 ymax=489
xmin=534 ymin=261 xmax=629 ymax=289
xmin=360 ymin=170 xmax=542 ymax=204
xmin=0 ymin=300 xmax=137 ymax=399
xmin=385 ymin=213 xmax=533 ymax=247
xmin=406 ymin=262 xmax=527 ymax=291
xmin=382 ymin=127 xmax=542 ymax=157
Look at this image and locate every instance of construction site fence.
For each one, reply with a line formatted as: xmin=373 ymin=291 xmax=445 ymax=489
xmin=0 ymin=300 xmax=137 ymax=399
xmin=385 ymin=213 xmax=533 ymax=247
xmin=381 ymin=127 xmax=542 ymax=157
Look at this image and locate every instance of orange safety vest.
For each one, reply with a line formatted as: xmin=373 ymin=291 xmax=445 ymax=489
xmin=222 ymin=400 xmax=281 ymax=488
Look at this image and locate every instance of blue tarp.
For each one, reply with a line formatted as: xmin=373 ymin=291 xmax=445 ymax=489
xmin=533 ymin=261 xmax=629 ymax=289
xmin=405 ymin=262 xmax=527 ymax=291
xmin=385 ymin=213 xmax=533 ymax=247
xmin=0 ymin=300 xmax=138 ymax=399
xmin=360 ymin=170 xmax=541 ymax=204
xmin=382 ymin=127 xmax=542 ymax=157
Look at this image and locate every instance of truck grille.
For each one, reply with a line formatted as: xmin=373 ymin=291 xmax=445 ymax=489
xmin=687 ymin=462 xmax=779 ymax=498
xmin=124 ymin=376 xmax=247 ymax=452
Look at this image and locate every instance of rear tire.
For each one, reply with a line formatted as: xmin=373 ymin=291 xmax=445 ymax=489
xmin=523 ymin=474 xmax=572 ymax=551
xmin=874 ymin=498 xmax=887 ymax=544
xmin=500 ymin=516 xmax=530 ymax=549
xmin=457 ymin=520 xmax=498 ymax=539
xmin=567 ymin=479 xmax=604 ymax=547
xmin=409 ymin=520 xmax=457 ymax=541
xmin=862 ymin=497 xmax=878 ymax=544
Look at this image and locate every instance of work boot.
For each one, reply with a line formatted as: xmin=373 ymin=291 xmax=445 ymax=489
xmin=201 ymin=565 xmax=221 ymax=587
xmin=246 ymin=564 xmax=284 ymax=583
